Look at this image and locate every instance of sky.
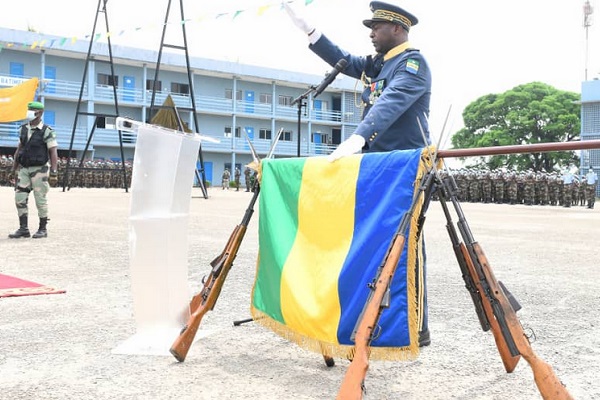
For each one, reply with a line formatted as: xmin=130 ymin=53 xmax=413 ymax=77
xmin=1 ymin=0 xmax=598 ymax=142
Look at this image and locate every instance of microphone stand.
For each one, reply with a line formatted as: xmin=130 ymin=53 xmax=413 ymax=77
xmin=291 ymin=87 xmax=315 ymax=158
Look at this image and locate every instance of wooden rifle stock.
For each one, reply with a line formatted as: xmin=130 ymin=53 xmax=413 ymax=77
xmin=170 ymin=224 xmax=247 ymax=362
xmin=435 ymin=168 xmax=522 ymax=372
xmin=188 ymin=226 xmax=242 ymax=313
xmin=458 ymin=242 xmax=521 ymax=373
xmin=337 ymin=169 xmax=435 ymax=400
xmin=170 ymin=185 xmax=260 ymax=362
xmin=472 ymin=244 xmax=574 ymax=400
xmin=441 ymin=171 xmax=572 ymax=398
xmin=336 ymin=233 xmax=407 ymax=400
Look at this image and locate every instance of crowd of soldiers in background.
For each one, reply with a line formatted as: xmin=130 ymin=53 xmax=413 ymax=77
xmin=1 ymin=155 xmax=597 ymax=209
xmin=438 ymin=168 xmax=598 ymax=209
xmin=0 ymin=155 xmax=133 ymax=189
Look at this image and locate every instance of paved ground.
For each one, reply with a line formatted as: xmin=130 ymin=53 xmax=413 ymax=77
xmin=0 ymin=186 xmax=598 ymax=399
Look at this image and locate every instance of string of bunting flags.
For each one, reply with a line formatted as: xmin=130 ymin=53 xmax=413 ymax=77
xmin=0 ymin=0 xmax=315 ymax=53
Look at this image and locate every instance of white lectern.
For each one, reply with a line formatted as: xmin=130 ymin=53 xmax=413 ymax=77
xmin=113 ymin=122 xmax=200 ymax=356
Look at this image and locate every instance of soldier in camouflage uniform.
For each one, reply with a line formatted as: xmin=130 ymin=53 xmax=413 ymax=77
xmin=535 ymin=172 xmax=549 ymax=205
xmin=548 ymin=173 xmax=559 ymax=206
xmin=0 ymin=155 xmax=9 ymax=186
xmin=517 ymin=172 xmax=527 ymax=204
xmin=572 ymin=176 xmax=580 ymax=207
xmin=562 ymin=169 xmax=573 ymax=207
xmin=578 ymin=175 xmax=586 ymax=206
xmin=244 ymin=167 xmax=251 ymax=192
xmin=8 ymin=102 xmax=59 ymax=239
xmin=468 ymin=170 xmax=480 ymax=202
xmin=221 ymin=168 xmax=230 ymax=190
xmin=456 ymin=169 xmax=468 ymax=201
xmin=234 ymin=167 xmax=241 ymax=191
xmin=522 ymin=171 xmax=535 ymax=206
xmin=481 ymin=170 xmax=493 ymax=203
xmin=585 ymin=167 xmax=597 ymax=209
xmin=492 ymin=171 xmax=505 ymax=204
xmin=85 ymin=160 xmax=94 ymax=188
xmin=507 ymin=172 xmax=518 ymax=205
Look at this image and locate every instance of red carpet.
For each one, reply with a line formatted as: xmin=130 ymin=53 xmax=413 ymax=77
xmin=0 ymin=273 xmax=66 ymax=298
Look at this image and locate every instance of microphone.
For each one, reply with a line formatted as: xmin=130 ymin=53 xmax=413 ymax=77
xmin=312 ymin=58 xmax=348 ymax=99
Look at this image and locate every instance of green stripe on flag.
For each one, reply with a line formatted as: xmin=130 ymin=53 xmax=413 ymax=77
xmin=253 ymin=157 xmax=306 ymax=323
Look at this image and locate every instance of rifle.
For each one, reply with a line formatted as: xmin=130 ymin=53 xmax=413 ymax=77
xmin=169 ymin=128 xmax=282 ymax=362
xmin=336 ymin=163 xmax=436 ymax=400
xmin=435 ymin=172 xmax=521 ymax=373
xmin=415 ymin=118 xmax=569 ymax=396
xmin=439 ymin=167 xmax=573 ymax=400
xmin=413 ymin=117 xmax=522 ymax=373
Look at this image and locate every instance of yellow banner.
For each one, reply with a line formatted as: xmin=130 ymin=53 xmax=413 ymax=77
xmin=0 ymin=78 xmax=39 ymax=123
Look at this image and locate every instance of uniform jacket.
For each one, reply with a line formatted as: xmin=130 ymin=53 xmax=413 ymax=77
xmin=309 ymin=34 xmax=432 ymax=152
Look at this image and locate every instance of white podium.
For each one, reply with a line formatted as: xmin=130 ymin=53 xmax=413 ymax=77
xmin=112 ymin=123 xmax=201 ymax=356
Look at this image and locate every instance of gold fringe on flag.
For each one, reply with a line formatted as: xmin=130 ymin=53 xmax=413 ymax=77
xmin=250 ymin=148 xmax=434 ymax=362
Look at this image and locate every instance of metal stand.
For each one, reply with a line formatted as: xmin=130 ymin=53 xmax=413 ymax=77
xmin=149 ymin=0 xmax=208 ymax=198
xmin=291 ymin=87 xmax=313 ymax=157
xmin=63 ymin=0 xmax=128 ymax=192
xmin=233 ymin=317 xmax=253 ymax=326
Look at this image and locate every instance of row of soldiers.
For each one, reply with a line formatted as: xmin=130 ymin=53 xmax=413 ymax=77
xmin=442 ymin=168 xmax=598 ymax=208
xmin=2 ymin=155 xmax=597 ymax=208
xmin=0 ymin=156 xmax=132 ymax=189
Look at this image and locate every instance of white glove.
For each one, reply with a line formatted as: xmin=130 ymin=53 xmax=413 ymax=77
xmin=327 ymin=134 xmax=366 ymax=162
xmin=283 ymin=2 xmax=314 ymax=34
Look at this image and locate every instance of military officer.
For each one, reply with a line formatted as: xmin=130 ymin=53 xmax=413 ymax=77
xmin=285 ymin=1 xmax=432 ymax=347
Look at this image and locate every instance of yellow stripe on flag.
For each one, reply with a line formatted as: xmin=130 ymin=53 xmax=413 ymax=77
xmin=0 ymin=78 xmax=39 ymax=123
xmin=280 ymin=155 xmax=362 ymax=343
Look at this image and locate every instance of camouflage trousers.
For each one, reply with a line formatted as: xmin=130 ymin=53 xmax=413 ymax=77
xmin=15 ymin=165 xmax=50 ymax=218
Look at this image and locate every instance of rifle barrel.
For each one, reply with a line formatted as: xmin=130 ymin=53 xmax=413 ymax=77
xmin=438 ymin=139 xmax=600 ymax=158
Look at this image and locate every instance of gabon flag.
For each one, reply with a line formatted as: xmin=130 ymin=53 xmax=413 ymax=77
xmin=0 ymin=78 xmax=39 ymax=123
xmin=251 ymin=149 xmax=431 ymax=361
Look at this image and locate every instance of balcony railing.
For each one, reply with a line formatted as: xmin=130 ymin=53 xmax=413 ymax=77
xmin=41 ymin=78 xmax=88 ymax=98
xmin=0 ymin=123 xmax=90 ymax=151
xmin=0 ymin=123 xmax=336 ymax=157
xmin=41 ymin=80 xmax=348 ymax=124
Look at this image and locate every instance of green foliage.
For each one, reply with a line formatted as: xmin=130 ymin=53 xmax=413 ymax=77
xmin=451 ymin=82 xmax=580 ymax=172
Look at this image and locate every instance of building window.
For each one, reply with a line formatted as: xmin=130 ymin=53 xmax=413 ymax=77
xmin=10 ymin=62 xmax=25 ymax=77
xmin=281 ymin=130 xmax=293 ymax=141
xmin=171 ymin=82 xmax=189 ymax=95
xmin=146 ymin=79 xmax=162 ymax=92
xmin=224 ymin=126 xmax=242 ymax=138
xmin=259 ymin=128 xmax=272 ymax=140
xmin=225 ymin=89 xmax=242 ymax=100
xmin=98 ymin=73 xmax=118 ymax=87
xmin=259 ymin=93 xmax=272 ymax=104
xmin=278 ymin=95 xmax=294 ymax=106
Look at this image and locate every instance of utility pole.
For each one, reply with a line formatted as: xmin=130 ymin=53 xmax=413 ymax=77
xmin=584 ymin=0 xmax=594 ymax=81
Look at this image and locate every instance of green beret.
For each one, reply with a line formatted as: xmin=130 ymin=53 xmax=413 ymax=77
xmin=27 ymin=101 xmax=45 ymax=110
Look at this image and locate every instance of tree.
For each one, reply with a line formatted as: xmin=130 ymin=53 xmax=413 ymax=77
xmin=451 ymin=82 xmax=580 ymax=172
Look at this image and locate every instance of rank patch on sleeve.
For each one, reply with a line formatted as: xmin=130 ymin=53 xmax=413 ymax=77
xmin=406 ymin=59 xmax=420 ymax=74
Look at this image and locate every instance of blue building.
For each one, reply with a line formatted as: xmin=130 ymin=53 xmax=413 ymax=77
xmin=580 ymin=79 xmax=600 ymax=195
xmin=0 ymin=27 xmax=363 ymax=185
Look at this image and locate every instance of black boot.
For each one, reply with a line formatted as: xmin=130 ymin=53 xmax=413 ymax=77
xmin=8 ymin=215 xmax=30 ymax=239
xmin=32 ymin=217 xmax=48 ymax=239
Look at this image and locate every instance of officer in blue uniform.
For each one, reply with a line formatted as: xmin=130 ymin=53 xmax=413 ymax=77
xmin=285 ymin=1 xmax=432 ymax=347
